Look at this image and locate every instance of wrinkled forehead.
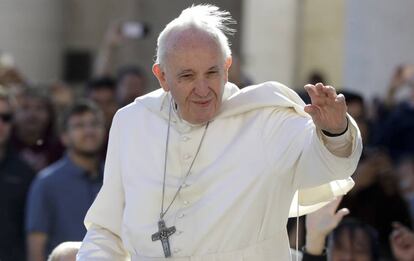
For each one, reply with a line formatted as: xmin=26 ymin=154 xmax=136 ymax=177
xmin=169 ymin=27 xmax=216 ymax=46
xmin=163 ymin=27 xmax=225 ymax=65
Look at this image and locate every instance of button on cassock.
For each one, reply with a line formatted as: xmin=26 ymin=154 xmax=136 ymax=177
xmin=181 ymin=136 xmax=190 ymax=142
xmin=183 ymin=154 xmax=192 ymax=160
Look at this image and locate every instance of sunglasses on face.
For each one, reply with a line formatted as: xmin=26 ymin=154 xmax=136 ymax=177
xmin=0 ymin=113 xmax=13 ymax=123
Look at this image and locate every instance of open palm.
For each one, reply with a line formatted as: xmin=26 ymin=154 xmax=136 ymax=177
xmin=304 ymin=83 xmax=348 ymax=134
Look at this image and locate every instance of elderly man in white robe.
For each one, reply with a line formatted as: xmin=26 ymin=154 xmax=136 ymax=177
xmin=77 ymin=4 xmax=362 ymax=261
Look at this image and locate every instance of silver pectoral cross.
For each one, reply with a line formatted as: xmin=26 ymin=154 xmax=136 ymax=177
xmin=151 ymin=219 xmax=176 ymax=257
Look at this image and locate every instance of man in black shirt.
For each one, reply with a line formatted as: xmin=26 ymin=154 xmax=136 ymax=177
xmin=0 ymin=86 xmax=36 ymax=261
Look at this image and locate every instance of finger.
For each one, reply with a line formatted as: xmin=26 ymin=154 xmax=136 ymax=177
xmin=304 ymin=84 xmax=324 ymax=106
xmin=304 ymin=104 xmax=319 ymax=118
xmin=333 ymin=208 xmax=349 ymax=225
xmin=304 ymin=84 xmax=318 ymax=98
xmin=324 ymin=85 xmax=337 ymax=99
xmin=315 ymin=83 xmax=325 ymax=96
xmin=336 ymin=93 xmax=347 ymax=107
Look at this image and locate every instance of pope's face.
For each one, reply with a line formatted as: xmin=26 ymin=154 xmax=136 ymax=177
xmin=153 ymin=30 xmax=232 ymax=124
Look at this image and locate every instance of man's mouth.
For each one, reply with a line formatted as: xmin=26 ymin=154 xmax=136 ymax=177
xmin=193 ymin=99 xmax=212 ymax=107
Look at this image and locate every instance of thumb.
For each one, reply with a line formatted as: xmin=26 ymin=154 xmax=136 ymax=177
xmin=333 ymin=208 xmax=349 ymax=226
xmin=304 ymin=104 xmax=318 ymax=116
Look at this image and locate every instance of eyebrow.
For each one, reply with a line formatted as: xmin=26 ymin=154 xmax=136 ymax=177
xmin=207 ymin=66 xmax=219 ymax=71
xmin=177 ymin=69 xmax=194 ymax=77
xmin=176 ymin=66 xmax=220 ymax=77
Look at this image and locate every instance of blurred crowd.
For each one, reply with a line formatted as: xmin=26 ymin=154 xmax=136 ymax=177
xmin=1 ymin=22 xmax=414 ymax=261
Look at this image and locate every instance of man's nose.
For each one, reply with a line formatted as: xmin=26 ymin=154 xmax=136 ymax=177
xmin=193 ymin=79 xmax=210 ymax=97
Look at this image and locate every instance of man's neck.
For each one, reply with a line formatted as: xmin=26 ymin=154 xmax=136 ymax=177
xmin=68 ymin=151 xmax=100 ymax=178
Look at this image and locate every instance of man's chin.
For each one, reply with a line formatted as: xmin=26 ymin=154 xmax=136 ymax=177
xmin=74 ymin=148 xmax=101 ymax=158
xmin=189 ymin=112 xmax=216 ymax=125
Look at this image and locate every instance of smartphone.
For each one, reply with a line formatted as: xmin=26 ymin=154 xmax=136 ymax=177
xmin=121 ymin=21 xmax=149 ymax=39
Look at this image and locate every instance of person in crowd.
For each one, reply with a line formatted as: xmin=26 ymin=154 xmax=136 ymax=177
xmin=116 ymin=65 xmax=147 ymax=107
xmin=340 ymin=90 xmax=373 ymax=147
xmin=26 ymin=100 xmax=105 ymax=261
xmin=374 ymin=64 xmax=414 ymax=162
xmin=85 ymin=77 xmax=118 ymax=131
xmin=0 ymin=85 xmax=35 ymax=261
xmin=302 ymin=197 xmax=350 ymax=260
xmin=396 ymin=156 xmax=414 ymax=224
xmin=93 ymin=22 xmax=149 ymax=107
xmin=300 ymin=197 xmax=380 ymax=261
xmin=340 ymin=148 xmax=412 ymax=258
xmin=93 ymin=22 xmax=125 ymax=78
xmin=390 ymin=222 xmax=414 ymax=261
xmin=49 ymin=81 xmax=75 ymax=116
xmin=11 ymin=86 xmax=63 ymax=172
xmin=383 ymin=64 xmax=414 ymax=111
xmin=327 ymin=219 xmax=380 ymax=261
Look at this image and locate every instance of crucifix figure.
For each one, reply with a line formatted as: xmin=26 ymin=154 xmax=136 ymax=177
xmin=151 ymin=219 xmax=176 ymax=257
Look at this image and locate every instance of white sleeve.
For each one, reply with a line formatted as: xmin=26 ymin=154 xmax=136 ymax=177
xmin=77 ymin=112 xmax=129 ymax=259
xmin=320 ymin=118 xmax=353 ymax=158
xmin=293 ymin=114 xmax=362 ymax=189
xmin=77 ymin=224 xmax=130 ymax=260
xmin=262 ymin=108 xmax=362 ymax=189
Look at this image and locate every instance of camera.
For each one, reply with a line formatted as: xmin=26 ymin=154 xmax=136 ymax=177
xmin=121 ymin=21 xmax=149 ymax=39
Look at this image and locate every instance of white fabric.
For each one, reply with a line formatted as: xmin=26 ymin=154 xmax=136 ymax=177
xmin=77 ymin=81 xmax=362 ymax=260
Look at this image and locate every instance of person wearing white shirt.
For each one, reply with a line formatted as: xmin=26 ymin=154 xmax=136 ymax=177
xmin=77 ymin=4 xmax=362 ymax=261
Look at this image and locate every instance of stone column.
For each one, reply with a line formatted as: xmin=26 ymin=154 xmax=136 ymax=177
xmin=241 ymin=0 xmax=300 ymax=87
xmin=0 ymin=0 xmax=63 ymax=82
xmin=297 ymin=0 xmax=345 ymax=88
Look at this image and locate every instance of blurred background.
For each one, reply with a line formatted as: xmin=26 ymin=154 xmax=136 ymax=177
xmin=1 ymin=0 xmax=414 ymax=261
xmin=1 ymin=0 xmax=414 ymax=96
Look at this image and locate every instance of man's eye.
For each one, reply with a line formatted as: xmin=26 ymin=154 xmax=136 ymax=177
xmin=208 ymin=71 xmax=218 ymax=74
xmin=181 ymin=74 xmax=192 ymax=78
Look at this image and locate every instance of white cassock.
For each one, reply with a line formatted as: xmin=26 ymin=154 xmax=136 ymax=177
xmin=77 ymin=82 xmax=362 ymax=261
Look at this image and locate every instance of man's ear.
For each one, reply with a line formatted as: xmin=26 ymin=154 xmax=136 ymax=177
xmin=224 ymin=57 xmax=232 ymax=82
xmin=225 ymin=56 xmax=232 ymax=70
xmin=152 ymin=64 xmax=169 ymax=92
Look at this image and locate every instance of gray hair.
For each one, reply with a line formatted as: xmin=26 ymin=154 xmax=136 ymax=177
xmin=155 ymin=4 xmax=236 ymax=66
